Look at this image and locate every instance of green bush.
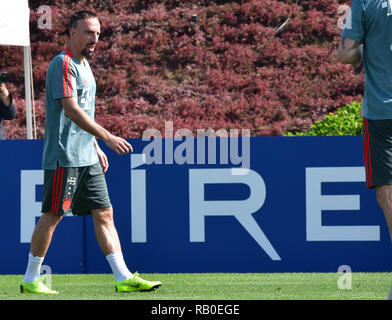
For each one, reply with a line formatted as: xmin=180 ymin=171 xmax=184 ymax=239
xmin=285 ymin=102 xmax=363 ymax=136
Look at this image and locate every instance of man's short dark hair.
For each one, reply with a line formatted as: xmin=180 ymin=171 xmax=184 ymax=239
xmin=69 ymin=10 xmax=98 ymax=32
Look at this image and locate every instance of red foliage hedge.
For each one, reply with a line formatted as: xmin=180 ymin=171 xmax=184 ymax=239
xmin=0 ymin=0 xmax=363 ymax=139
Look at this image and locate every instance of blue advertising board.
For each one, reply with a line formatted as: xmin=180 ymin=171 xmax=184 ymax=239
xmin=1 ymin=136 xmax=391 ymax=275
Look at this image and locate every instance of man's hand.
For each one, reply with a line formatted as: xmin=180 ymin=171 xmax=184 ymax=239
xmin=104 ymin=133 xmax=133 ymax=156
xmin=95 ymin=140 xmax=109 ymax=173
xmin=0 ymin=83 xmax=11 ymax=107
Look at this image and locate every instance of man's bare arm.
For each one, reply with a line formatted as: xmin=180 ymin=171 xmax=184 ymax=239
xmin=61 ymin=97 xmax=133 ymax=155
xmin=336 ymin=37 xmax=363 ymax=65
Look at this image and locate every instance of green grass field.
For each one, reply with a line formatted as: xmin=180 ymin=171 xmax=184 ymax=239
xmin=0 ymin=272 xmax=391 ymax=300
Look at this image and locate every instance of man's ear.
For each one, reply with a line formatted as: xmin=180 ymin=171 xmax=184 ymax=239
xmin=69 ymin=27 xmax=76 ymax=39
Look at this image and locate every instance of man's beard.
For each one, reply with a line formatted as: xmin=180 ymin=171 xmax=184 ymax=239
xmin=81 ymin=45 xmax=95 ymax=58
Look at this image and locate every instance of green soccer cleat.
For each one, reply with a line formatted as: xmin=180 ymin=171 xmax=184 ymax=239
xmin=115 ymin=272 xmax=161 ymax=293
xmin=20 ymin=279 xmax=59 ymax=295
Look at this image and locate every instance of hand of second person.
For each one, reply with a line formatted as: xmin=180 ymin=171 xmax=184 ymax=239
xmin=0 ymin=83 xmax=11 ymax=107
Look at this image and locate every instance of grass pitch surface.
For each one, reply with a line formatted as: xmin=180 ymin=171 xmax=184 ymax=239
xmin=0 ymin=273 xmax=390 ymax=300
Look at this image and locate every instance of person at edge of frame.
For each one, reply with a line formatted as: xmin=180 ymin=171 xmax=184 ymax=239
xmin=337 ymin=0 xmax=392 ymax=300
xmin=0 ymin=78 xmax=16 ymax=140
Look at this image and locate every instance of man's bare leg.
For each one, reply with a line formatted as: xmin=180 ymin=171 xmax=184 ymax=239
xmin=23 ymin=212 xmax=62 ymax=284
xmin=375 ymin=185 xmax=392 ymax=300
xmin=30 ymin=212 xmax=63 ymax=257
xmin=92 ymin=207 xmax=132 ymax=281
xmin=91 ymin=207 xmax=121 ymax=255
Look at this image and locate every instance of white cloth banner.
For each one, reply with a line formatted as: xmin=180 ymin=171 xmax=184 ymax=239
xmin=0 ymin=0 xmax=30 ymax=46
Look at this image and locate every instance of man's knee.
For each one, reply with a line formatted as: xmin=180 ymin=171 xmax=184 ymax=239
xmin=40 ymin=211 xmax=63 ymax=226
xmin=92 ymin=207 xmax=114 ymax=225
xmin=376 ymin=185 xmax=392 ymax=209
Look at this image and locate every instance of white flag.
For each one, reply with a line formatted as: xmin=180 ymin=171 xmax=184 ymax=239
xmin=0 ymin=0 xmax=30 ymax=46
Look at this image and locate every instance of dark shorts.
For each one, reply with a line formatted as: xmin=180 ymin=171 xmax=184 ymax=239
xmin=363 ymin=118 xmax=392 ymax=189
xmin=41 ymin=162 xmax=112 ymax=216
